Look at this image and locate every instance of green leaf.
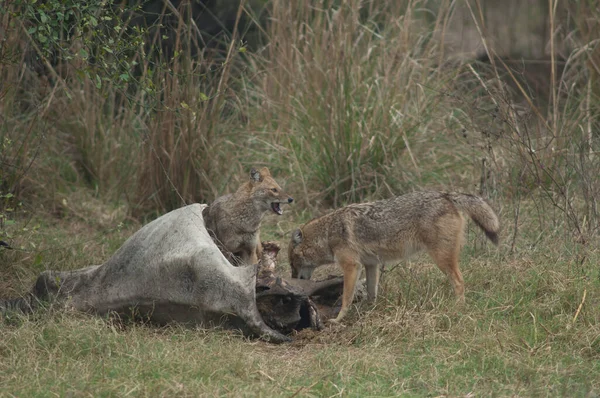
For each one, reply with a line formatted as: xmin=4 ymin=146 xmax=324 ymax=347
xmin=238 ymin=47 xmax=247 ymax=53
xmin=95 ymin=74 xmax=102 ymax=89
xmin=40 ymin=12 xmax=48 ymax=23
xmin=199 ymin=92 xmax=209 ymax=101
xmin=119 ymin=73 xmax=129 ymax=82
xmin=79 ymin=48 xmax=89 ymax=59
xmin=33 ymin=253 xmax=43 ymax=267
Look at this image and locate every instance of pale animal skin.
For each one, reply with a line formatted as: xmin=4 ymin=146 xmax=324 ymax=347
xmin=0 ymin=204 xmax=290 ymax=343
xmin=288 ymin=191 xmax=500 ymax=323
xmin=203 ymin=167 xmax=293 ymax=265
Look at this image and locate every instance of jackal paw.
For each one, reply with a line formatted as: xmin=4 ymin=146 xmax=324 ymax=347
xmin=326 ymin=317 xmax=345 ymax=326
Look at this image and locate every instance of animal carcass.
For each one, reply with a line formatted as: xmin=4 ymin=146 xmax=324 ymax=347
xmin=1 ymin=204 xmax=353 ymax=342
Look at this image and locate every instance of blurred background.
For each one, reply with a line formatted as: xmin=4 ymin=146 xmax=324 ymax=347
xmin=1 ymin=0 xmax=598 ymax=253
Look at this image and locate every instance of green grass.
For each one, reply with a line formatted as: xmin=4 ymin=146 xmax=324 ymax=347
xmin=2 ymin=299 xmax=598 ymax=397
xmin=1 ymin=0 xmax=600 ymax=396
xmin=1 ymin=198 xmax=599 ymax=397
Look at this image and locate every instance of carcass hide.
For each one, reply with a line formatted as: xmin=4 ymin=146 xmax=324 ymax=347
xmin=1 ymin=204 xmax=355 ymax=342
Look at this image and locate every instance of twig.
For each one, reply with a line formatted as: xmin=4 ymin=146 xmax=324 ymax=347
xmin=586 ymin=72 xmax=593 ymax=161
xmin=572 ymin=288 xmax=587 ymax=324
xmin=16 ymin=18 xmax=75 ymax=106
xmin=215 ymin=0 xmax=245 ymax=99
xmin=548 ymin=0 xmax=558 ymax=137
xmin=402 ymin=132 xmax=421 ymax=178
xmin=509 ymin=191 xmax=520 ymax=255
xmin=289 ymin=376 xmax=330 ymax=398
xmin=161 ymin=0 xmax=205 ymax=46
xmin=257 ymin=370 xmax=275 ymax=382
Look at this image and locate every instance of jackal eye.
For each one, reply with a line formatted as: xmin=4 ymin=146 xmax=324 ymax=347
xmin=271 ymin=188 xmax=278 ymax=193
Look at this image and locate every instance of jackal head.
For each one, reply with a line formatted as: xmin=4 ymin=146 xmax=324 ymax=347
xmin=249 ymin=167 xmax=294 ymax=215
xmin=288 ymin=229 xmax=317 ymax=280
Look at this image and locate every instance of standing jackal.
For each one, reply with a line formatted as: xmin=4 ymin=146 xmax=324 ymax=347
xmin=204 ymin=167 xmax=293 ymax=265
xmin=288 ymin=191 xmax=499 ymax=323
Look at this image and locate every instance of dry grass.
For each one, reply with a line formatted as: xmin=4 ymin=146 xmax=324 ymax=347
xmin=1 ymin=0 xmax=600 ymax=396
xmin=243 ymin=0 xmax=471 ymax=207
xmin=1 ymin=203 xmax=599 ymax=396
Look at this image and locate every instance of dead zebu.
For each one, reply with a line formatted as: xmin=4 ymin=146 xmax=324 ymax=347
xmin=1 ymin=204 xmax=352 ymax=343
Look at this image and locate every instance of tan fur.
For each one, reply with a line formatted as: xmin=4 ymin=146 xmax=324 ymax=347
xmin=204 ymin=167 xmax=293 ymax=265
xmin=288 ymin=191 xmax=500 ymax=323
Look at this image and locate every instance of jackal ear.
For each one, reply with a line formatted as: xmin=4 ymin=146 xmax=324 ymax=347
xmin=291 ymin=229 xmax=303 ymax=245
xmin=258 ymin=167 xmax=271 ymax=177
xmin=250 ymin=168 xmax=262 ymax=182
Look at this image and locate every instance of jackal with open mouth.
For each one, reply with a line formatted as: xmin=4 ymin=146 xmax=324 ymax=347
xmin=204 ymin=167 xmax=293 ymax=265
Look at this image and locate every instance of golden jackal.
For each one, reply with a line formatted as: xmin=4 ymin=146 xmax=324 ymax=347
xmin=288 ymin=191 xmax=499 ymax=323
xmin=204 ymin=167 xmax=293 ymax=265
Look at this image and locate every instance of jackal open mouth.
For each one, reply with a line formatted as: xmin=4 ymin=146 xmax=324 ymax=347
xmin=271 ymin=202 xmax=283 ymax=215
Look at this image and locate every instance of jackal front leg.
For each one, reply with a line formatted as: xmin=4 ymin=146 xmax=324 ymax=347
xmin=330 ymin=252 xmax=361 ymax=324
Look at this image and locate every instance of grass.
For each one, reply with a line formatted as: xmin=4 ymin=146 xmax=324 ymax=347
xmin=1 ymin=0 xmax=600 ymax=396
xmin=5 ymin=312 xmax=595 ymax=397
xmin=1 ymin=195 xmax=599 ymax=396
xmin=244 ymin=0 xmax=470 ymax=207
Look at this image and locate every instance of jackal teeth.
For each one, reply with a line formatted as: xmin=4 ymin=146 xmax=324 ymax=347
xmin=271 ymin=202 xmax=283 ymax=215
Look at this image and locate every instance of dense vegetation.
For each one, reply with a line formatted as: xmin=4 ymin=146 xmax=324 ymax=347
xmin=1 ymin=0 xmax=599 ymax=396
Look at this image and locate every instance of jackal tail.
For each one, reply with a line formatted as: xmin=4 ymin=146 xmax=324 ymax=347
xmin=446 ymin=193 xmax=500 ymax=245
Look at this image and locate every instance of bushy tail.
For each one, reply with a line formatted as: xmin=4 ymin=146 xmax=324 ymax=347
xmin=446 ymin=193 xmax=500 ymax=245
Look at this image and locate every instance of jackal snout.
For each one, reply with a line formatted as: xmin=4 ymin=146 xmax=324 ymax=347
xmin=287 ymin=190 xmax=501 ymax=323
xmin=250 ymin=167 xmax=294 ymax=215
xmin=288 ymin=229 xmax=317 ymax=280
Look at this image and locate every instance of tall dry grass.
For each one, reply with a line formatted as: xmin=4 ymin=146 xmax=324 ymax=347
xmin=0 ymin=0 xmax=598 ymax=246
xmin=131 ymin=1 xmax=248 ymax=215
xmin=453 ymin=0 xmax=600 ymax=248
xmin=245 ymin=0 xmax=468 ymax=207
xmin=1 ymin=0 xmax=251 ymax=218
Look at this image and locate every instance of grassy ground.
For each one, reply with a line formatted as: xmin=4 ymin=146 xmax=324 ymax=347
xmin=1 ymin=192 xmax=599 ymax=397
xmin=1 ymin=0 xmax=599 ymax=396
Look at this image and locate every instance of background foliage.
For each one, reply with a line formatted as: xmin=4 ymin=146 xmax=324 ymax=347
xmin=1 ymin=0 xmax=599 ymax=396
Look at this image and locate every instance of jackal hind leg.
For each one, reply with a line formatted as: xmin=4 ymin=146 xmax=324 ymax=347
xmin=428 ymin=244 xmax=465 ymax=302
xmin=364 ymin=263 xmax=380 ymax=303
